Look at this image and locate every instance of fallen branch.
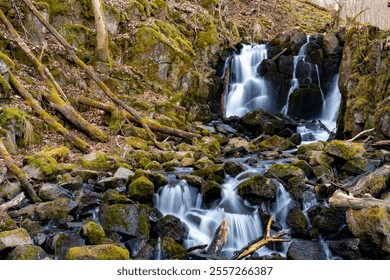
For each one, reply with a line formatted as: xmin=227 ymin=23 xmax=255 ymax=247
xmin=0 ymin=192 xmax=25 ymax=212
xmin=9 ymin=72 xmax=91 ymax=153
xmin=271 ymin=48 xmax=288 ymax=61
xmin=0 ymin=138 xmax=41 ymax=203
xmin=22 ymin=0 xmax=164 ymax=150
xmin=77 ymin=96 xmax=202 ymax=140
xmin=347 ymin=128 xmax=374 ymax=142
xmin=0 ymin=8 xmax=108 ymax=143
xmin=186 ymin=244 xmax=207 ymax=253
xmin=329 ymin=190 xmax=390 ymax=212
xmin=372 ymin=140 xmax=390 ymax=148
xmin=231 ymin=217 xmax=290 ymax=260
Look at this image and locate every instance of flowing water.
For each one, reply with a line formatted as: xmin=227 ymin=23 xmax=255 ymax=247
xmin=155 ymin=39 xmax=342 ymax=259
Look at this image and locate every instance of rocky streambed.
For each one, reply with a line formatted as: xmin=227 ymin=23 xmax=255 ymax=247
xmin=1 ymin=111 xmax=390 ymax=260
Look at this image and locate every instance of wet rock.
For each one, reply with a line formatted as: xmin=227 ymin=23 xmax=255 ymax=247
xmin=287 ymin=208 xmax=308 ymax=237
xmin=308 ymin=205 xmax=345 ymax=235
xmin=287 ymin=239 xmax=327 ymax=260
xmin=38 ymin=183 xmax=71 ymax=201
xmin=346 ymin=206 xmax=390 ymax=253
xmin=257 ymin=59 xmax=276 ymax=75
xmin=0 ymin=181 xmax=21 ymax=200
xmin=265 ymin=163 xmax=305 ymax=184
xmin=7 ymin=244 xmax=49 ymax=260
xmin=99 ymin=204 xmax=150 ymax=240
xmin=328 ymin=238 xmax=361 ymax=260
xmin=292 ymin=160 xmax=314 ymax=179
xmin=66 ymin=244 xmax=130 ymax=260
xmin=237 ymin=175 xmax=279 ymax=204
xmin=323 ymin=34 xmax=341 ymax=56
xmin=0 ymin=212 xmax=17 ymax=231
xmin=102 ymin=189 xmax=128 ymax=204
xmin=177 ymin=174 xmax=204 ymax=188
xmin=97 ymin=177 xmax=123 ymax=189
xmin=161 ymin=237 xmax=189 ymax=260
xmin=124 ymin=237 xmax=149 ymax=259
xmin=297 ymin=141 xmax=326 ymax=158
xmin=289 ymin=132 xmax=302 ymax=146
xmin=180 ymin=157 xmax=195 ymax=167
xmin=82 ymin=221 xmax=106 ymax=245
xmin=201 ymin=180 xmax=222 ymax=206
xmin=192 ymin=163 xmax=225 ymax=181
xmin=341 ymin=158 xmax=376 ymax=176
xmin=223 ymin=161 xmax=246 ymax=177
xmin=128 ymin=176 xmax=154 ymax=203
xmin=287 ymin=88 xmax=323 ymax=120
xmin=154 ymin=215 xmax=189 ymax=244
xmin=290 ymin=30 xmax=307 ymax=54
xmin=325 ymin=140 xmax=365 ymax=161
xmin=0 ymin=228 xmax=32 ymax=252
xmin=46 ymin=231 xmax=86 ymax=259
xmin=240 ymin=109 xmax=286 ymax=135
xmin=74 ymin=189 xmax=102 ymax=216
xmin=35 ymin=198 xmax=77 ymax=223
xmin=114 ymin=167 xmax=134 ymax=180
xmin=58 ymin=173 xmax=83 ymax=190
xmin=258 ymin=135 xmax=296 ymax=151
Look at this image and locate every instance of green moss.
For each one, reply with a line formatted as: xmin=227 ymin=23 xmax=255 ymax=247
xmin=162 ymin=237 xmax=188 ymax=260
xmin=0 ymin=52 xmax=16 ymax=69
xmin=77 ymin=152 xmax=120 ymax=171
xmin=66 ymin=244 xmax=130 ymax=260
xmin=82 ymin=221 xmax=106 ymax=245
xmin=101 ymin=204 xmax=131 ymax=232
xmin=128 ymin=175 xmax=154 ymax=202
xmin=325 ymin=140 xmax=366 ymax=161
xmin=195 ymin=19 xmax=218 ymax=49
xmin=126 ymin=136 xmax=149 ymax=150
xmin=25 ymin=156 xmax=59 ymax=178
xmin=38 ymin=146 xmax=70 ymax=161
xmin=144 ymin=161 xmax=162 ymax=170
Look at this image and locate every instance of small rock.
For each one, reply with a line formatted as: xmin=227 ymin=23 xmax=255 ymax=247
xmin=113 ymin=167 xmax=134 ymax=180
xmin=7 ymin=244 xmax=49 ymax=260
xmin=38 ymin=183 xmax=71 ymax=201
xmin=287 ymin=239 xmax=327 ymax=260
xmin=177 ymin=174 xmax=204 ymax=188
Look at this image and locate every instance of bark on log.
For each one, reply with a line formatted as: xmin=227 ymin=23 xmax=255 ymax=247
xmin=372 ymin=140 xmax=390 ymax=148
xmin=9 ymin=72 xmax=91 ymax=153
xmin=0 ymin=9 xmax=108 ymax=143
xmin=0 ymin=192 xmax=25 ymax=212
xmin=206 ymin=219 xmax=229 ymax=255
xmin=231 ymin=217 xmax=290 ymax=260
xmin=77 ymin=96 xmax=202 ymax=140
xmin=345 ymin=164 xmax=390 ymax=197
xmin=21 ymin=0 xmax=164 ymax=150
xmin=91 ymin=0 xmax=110 ymax=63
xmin=329 ymin=190 xmax=390 ymax=212
xmin=0 ymin=138 xmax=41 ymax=203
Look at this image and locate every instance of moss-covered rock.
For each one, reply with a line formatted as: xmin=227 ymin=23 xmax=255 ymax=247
xmin=0 ymin=212 xmax=17 ymax=231
xmin=161 ymin=236 xmax=189 ymax=260
xmin=223 ymin=161 xmax=246 ymax=177
xmin=297 ymin=141 xmax=326 ymax=158
xmin=346 ymin=206 xmax=390 ymax=253
xmin=201 ymin=180 xmax=221 ymax=206
xmin=192 ymin=163 xmax=225 ymax=182
xmin=99 ymin=203 xmax=150 ymax=239
xmin=292 ymin=160 xmax=314 ymax=179
xmin=324 ymin=140 xmax=365 ymax=161
xmin=308 ymin=205 xmax=345 ymax=235
xmin=77 ymin=151 xmax=122 ymax=171
xmin=258 ymin=135 xmax=296 ymax=151
xmin=35 ymin=198 xmax=78 ymax=222
xmin=66 ymin=244 xmax=130 ymax=260
xmin=128 ymin=176 xmax=155 ymax=203
xmin=132 ymin=169 xmax=168 ymax=189
xmin=154 ymin=215 xmax=189 ymax=244
xmin=341 ymin=157 xmax=372 ymax=176
xmin=264 ymin=163 xmax=305 ymax=184
xmin=82 ymin=221 xmax=106 ymax=245
xmin=126 ymin=136 xmax=149 ymax=150
xmin=287 ymin=208 xmax=308 ymax=237
xmin=0 ymin=228 xmax=32 ymax=252
xmin=7 ymin=244 xmax=49 ymax=260
xmin=237 ymin=175 xmax=279 ymax=204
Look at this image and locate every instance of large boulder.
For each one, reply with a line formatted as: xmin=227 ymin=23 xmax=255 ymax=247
xmin=287 ymin=88 xmax=323 ymax=120
xmin=35 ymin=198 xmax=78 ymax=222
xmin=287 ymin=239 xmax=327 ymax=260
xmin=237 ymin=175 xmax=279 ymax=204
xmin=258 ymin=135 xmax=296 ymax=151
xmin=324 ymin=140 xmax=365 ymax=161
xmin=0 ymin=228 xmax=32 ymax=252
xmin=154 ymin=215 xmax=189 ymax=244
xmin=346 ymin=206 xmax=390 ymax=253
xmin=7 ymin=244 xmax=49 ymax=260
xmin=66 ymin=244 xmax=130 ymax=260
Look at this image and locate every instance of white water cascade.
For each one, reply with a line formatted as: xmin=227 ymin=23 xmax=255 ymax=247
xmin=225 ymin=44 xmax=269 ymax=117
xmin=155 ymin=166 xmax=294 ymax=258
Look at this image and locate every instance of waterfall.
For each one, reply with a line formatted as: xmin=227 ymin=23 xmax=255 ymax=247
xmin=225 ymin=44 xmax=269 ymax=117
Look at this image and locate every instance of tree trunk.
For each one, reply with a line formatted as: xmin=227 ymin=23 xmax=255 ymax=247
xmin=9 ymin=72 xmax=91 ymax=153
xmin=91 ymin=0 xmax=110 ymax=62
xmin=206 ymin=219 xmax=229 ymax=255
xmin=0 ymin=138 xmax=41 ymax=203
xmin=329 ymin=190 xmax=390 ymax=212
xmin=0 ymin=8 xmax=109 ymax=143
xmin=77 ymin=96 xmax=202 ymax=140
xmin=21 ymin=0 xmax=164 ymax=150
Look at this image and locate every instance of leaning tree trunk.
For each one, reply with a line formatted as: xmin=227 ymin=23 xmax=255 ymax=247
xmin=21 ymin=0 xmax=164 ymax=150
xmin=91 ymin=0 xmax=110 ymax=63
xmin=9 ymin=72 xmax=91 ymax=153
xmin=0 ymin=138 xmax=41 ymax=203
xmin=0 ymin=9 xmax=109 ymax=143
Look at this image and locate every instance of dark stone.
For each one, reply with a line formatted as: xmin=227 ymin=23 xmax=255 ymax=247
xmin=237 ymin=175 xmax=279 ymax=204
xmin=46 ymin=232 xmax=85 ymax=260
xmin=223 ymin=161 xmax=246 ymax=177
xmin=328 ymin=238 xmax=361 ymax=260
xmin=257 ymin=59 xmax=276 ymax=76
xmin=124 ymin=237 xmax=149 ymax=259
xmin=177 ymin=174 xmax=204 ymax=188
xmin=287 ymin=208 xmax=308 ymax=237
xmin=154 ymin=215 xmax=189 ymax=244
xmin=201 ymin=180 xmax=222 ymax=206
xmin=290 ymin=30 xmax=307 ymax=54
xmin=287 ymin=239 xmax=327 ymax=260
xmin=308 ymin=205 xmax=345 ymax=235
xmin=278 ymin=127 xmax=294 ymax=138
xmin=289 ymin=132 xmax=302 ymax=145
xmin=287 ymin=88 xmax=323 ymax=120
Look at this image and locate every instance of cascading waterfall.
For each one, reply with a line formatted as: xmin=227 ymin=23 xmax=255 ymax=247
xmin=225 ymin=44 xmax=269 ymax=117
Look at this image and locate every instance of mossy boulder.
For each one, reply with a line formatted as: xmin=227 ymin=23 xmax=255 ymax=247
xmin=193 ymin=156 xmax=214 ymax=170
xmin=307 ymin=151 xmax=334 ymax=167
xmin=132 ymin=169 xmax=168 ymax=189
xmin=373 ymin=106 xmax=390 ymax=139
xmin=102 ymin=189 xmax=128 ymax=204
xmin=201 ymin=180 xmax=222 ymax=206
xmin=82 ymin=221 xmax=106 ymax=245
xmin=312 ymin=164 xmax=334 ymax=183
xmin=287 ymin=208 xmax=308 ymax=237
xmin=297 ymin=141 xmax=326 ymax=158
xmin=292 ymin=160 xmax=314 ymax=179
xmin=264 ymin=163 xmax=305 ymax=184
xmin=99 ymin=204 xmax=150 ymax=239
xmin=346 ymin=206 xmax=390 ymax=253
xmin=0 ymin=107 xmax=42 ymax=147
xmin=38 ymin=183 xmax=71 ymax=201
xmin=197 ymin=136 xmax=221 ymax=156
xmin=23 ymin=155 xmax=59 ymax=180
xmin=0 ymin=228 xmax=32 ymax=252
xmin=7 ymin=244 xmax=49 ymax=260
xmin=126 ymin=136 xmax=149 ymax=150
xmin=258 ymin=135 xmax=296 ymax=151
xmin=308 ymin=205 xmax=345 ymax=235
xmin=287 ymin=88 xmax=323 ymax=120
xmin=223 ymin=161 xmax=246 ymax=177
xmin=0 ymin=212 xmax=17 ymax=231
xmin=128 ymin=176 xmax=155 ymax=203
xmin=341 ymin=157 xmax=373 ymax=176
xmin=324 ymin=140 xmax=365 ymax=161
xmin=144 ymin=160 xmax=162 ymax=171
xmin=237 ymin=175 xmax=279 ymax=204
xmin=77 ymin=151 xmax=122 ymax=171
xmin=66 ymin=244 xmax=130 ymax=260
xmin=192 ymin=163 xmax=225 ymax=181
xmin=161 ymin=236 xmax=189 ymax=260
xmin=0 ymin=181 xmax=22 ymax=200
xmin=35 ymin=198 xmax=78 ymax=222
xmin=154 ymin=215 xmax=189 ymax=244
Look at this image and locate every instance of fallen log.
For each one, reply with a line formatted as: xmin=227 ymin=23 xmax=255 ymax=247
xmin=372 ymin=140 xmax=390 ymax=148
xmin=231 ymin=217 xmax=290 ymax=260
xmin=345 ymin=164 xmax=390 ymax=198
xmin=329 ymin=190 xmax=390 ymax=212
xmin=0 ymin=138 xmax=41 ymax=203
xmin=0 ymin=9 xmax=108 ymax=143
xmin=206 ymin=219 xmax=229 ymax=255
xmin=22 ymin=0 xmax=163 ymax=150
xmin=9 ymin=72 xmax=91 ymax=153
xmin=77 ymin=96 xmax=202 ymax=140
